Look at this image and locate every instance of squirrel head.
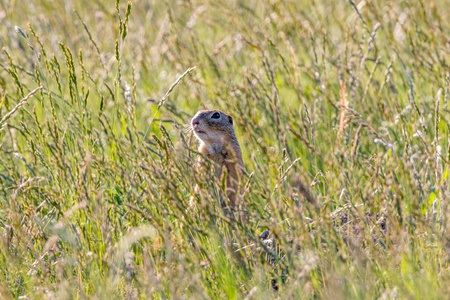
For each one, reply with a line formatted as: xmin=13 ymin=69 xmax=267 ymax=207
xmin=191 ymin=110 xmax=235 ymax=146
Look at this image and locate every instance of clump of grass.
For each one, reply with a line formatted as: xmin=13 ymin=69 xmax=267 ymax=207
xmin=0 ymin=0 xmax=449 ymax=298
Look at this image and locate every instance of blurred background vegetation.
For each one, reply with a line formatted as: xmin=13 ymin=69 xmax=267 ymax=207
xmin=0 ymin=0 xmax=449 ymax=298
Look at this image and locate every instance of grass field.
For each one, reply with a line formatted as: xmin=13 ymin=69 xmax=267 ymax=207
xmin=0 ymin=0 xmax=449 ymax=298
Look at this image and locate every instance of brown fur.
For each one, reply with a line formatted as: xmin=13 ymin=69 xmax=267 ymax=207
xmin=191 ymin=110 xmax=244 ymax=209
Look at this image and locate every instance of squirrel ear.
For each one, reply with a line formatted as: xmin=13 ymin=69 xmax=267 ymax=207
xmin=228 ymin=115 xmax=233 ymax=124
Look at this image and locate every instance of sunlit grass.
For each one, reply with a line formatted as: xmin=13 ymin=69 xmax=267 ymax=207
xmin=0 ymin=0 xmax=449 ymax=298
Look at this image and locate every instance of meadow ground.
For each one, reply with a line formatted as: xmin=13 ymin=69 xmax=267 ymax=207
xmin=0 ymin=0 xmax=449 ymax=298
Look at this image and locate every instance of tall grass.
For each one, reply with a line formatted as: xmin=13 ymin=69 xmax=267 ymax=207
xmin=0 ymin=0 xmax=449 ymax=298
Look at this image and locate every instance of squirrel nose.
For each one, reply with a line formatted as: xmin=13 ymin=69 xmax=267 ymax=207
xmin=192 ymin=120 xmax=199 ymax=126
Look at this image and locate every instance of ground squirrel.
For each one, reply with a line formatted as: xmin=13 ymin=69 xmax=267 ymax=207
xmin=191 ymin=110 xmax=244 ymax=210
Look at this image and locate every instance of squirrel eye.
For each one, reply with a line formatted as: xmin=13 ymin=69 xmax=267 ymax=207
xmin=211 ymin=112 xmax=220 ymax=119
